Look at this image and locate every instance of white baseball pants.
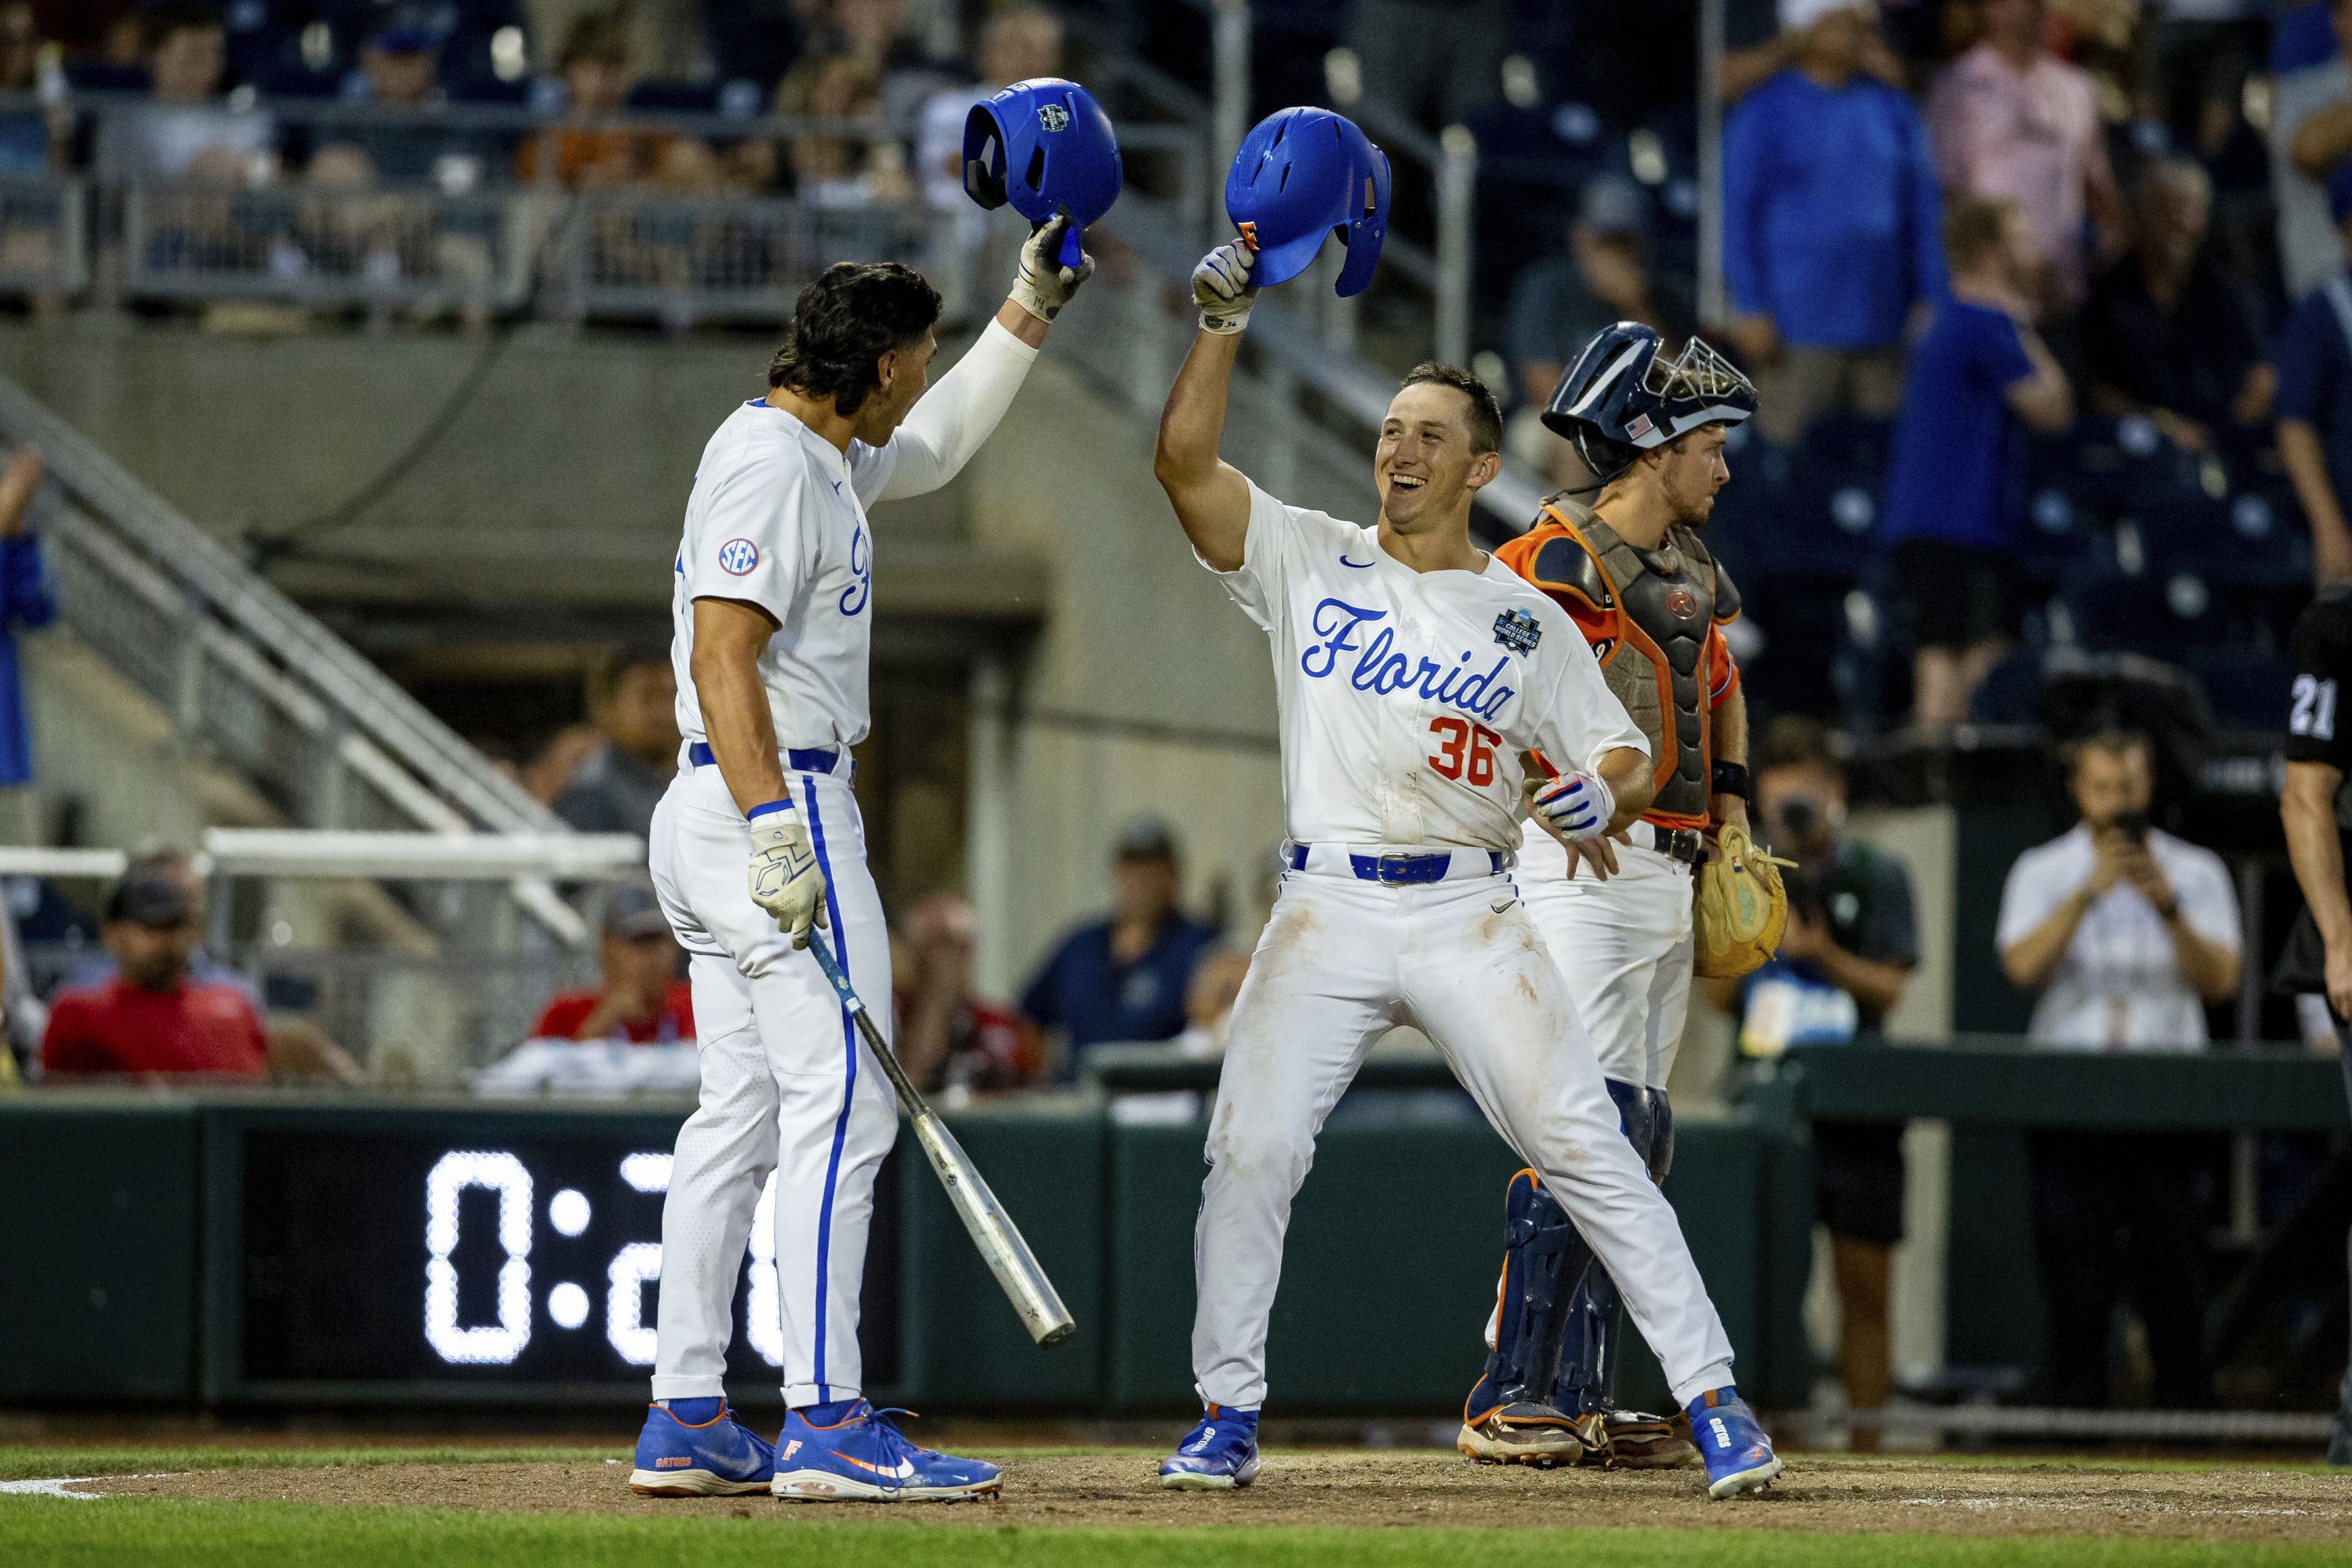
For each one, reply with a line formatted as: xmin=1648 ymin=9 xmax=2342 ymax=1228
xmin=1517 ymin=824 xmax=1696 ymax=1091
xmin=647 ymin=757 xmax=898 ymax=1406
xmin=1190 ymin=856 xmax=1736 ymax=1411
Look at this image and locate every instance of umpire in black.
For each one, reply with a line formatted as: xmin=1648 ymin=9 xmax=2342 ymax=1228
xmin=2280 ymin=579 xmax=2352 ymax=1466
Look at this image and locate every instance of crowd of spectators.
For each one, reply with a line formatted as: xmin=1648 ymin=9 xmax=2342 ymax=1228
xmin=0 ymin=0 xmax=1064 ymax=208
xmin=1408 ymin=0 xmax=2352 ymax=740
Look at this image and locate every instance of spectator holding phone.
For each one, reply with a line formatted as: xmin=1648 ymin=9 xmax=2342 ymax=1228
xmin=1997 ymin=729 xmax=2240 ymax=1049
xmin=1994 ymin=728 xmax=2240 ymax=1410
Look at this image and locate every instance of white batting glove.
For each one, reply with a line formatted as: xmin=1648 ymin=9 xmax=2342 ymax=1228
xmin=1533 ymin=769 xmax=1616 ymax=843
xmin=1010 ymin=210 xmax=1094 ymax=324
xmin=1192 ymin=241 xmax=1258 ymax=335
xmin=746 ymin=805 xmax=828 ymax=949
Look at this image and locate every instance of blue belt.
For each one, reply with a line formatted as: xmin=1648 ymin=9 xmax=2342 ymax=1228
xmin=688 ymin=742 xmax=840 ymax=774
xmin=1286 ymin=844 xmax=1504 ymax=883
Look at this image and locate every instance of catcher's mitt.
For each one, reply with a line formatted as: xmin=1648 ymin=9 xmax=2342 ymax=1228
xmin=1691 ymin=821 xmax=1795 ymax=979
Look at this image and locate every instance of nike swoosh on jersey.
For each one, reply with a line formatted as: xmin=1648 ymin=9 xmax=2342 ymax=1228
xmin=1340 ymin=554 xmax=1374 ymax=568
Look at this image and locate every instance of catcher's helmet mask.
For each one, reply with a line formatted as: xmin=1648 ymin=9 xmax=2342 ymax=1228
xmin=1544 ymin=323 xmax=1758 ymax=492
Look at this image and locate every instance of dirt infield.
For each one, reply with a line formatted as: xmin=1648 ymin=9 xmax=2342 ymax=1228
xmin=67 ymin=1453 xmax=2352 ymax=1542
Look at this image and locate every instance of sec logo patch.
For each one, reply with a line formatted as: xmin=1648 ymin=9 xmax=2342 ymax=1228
xmin=717 ymin=538 xmax=759 ymax=575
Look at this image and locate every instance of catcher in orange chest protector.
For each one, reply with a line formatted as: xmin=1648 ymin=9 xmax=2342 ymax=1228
xmin=1459 ymin=323 xmax=1788 ymax=1470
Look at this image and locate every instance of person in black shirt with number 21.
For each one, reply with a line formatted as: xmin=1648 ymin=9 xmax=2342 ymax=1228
xmin=2279 ymin=581 xmax=2352 ymax=1467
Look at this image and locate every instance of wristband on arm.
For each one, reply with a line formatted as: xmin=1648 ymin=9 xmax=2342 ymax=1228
xmin=1711 ymin=760 xmax=1752 ymax=803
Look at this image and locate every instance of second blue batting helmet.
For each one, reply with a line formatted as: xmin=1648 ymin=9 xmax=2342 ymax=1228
xmin=1225 ymin=107 xmax=1389 ymax=296
xmin=1544 ymin=322 xmax=1759 ymax=485
xmin=964 ymin=77 xmax=1122 ymax=267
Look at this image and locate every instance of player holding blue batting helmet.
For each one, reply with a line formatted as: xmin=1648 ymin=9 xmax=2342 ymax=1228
xmin=626 ymin=205 xmax=1098 ymax=1501
xmin=1189 ymin=107 xmax=1392 ymax=337
xmin=964 ymin=77 xmax=1121 ymax=270
xmin=1155 ymin=111 xmax=1778 ymax=1492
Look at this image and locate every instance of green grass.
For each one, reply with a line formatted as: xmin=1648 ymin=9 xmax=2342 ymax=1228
xmin=3 ymin=1501 xmax=2349 ymax=1568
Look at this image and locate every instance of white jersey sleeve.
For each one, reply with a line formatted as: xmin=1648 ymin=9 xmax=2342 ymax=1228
xmin=1521 ymin=595 xmax=1650 ymax=777
xmin=1200 ymin=477 xmax=1348 ymax=633
xmin=677 ymin=438 xmax=823 ymax=625
xmin=858 ymin=319 xmax=1040 ymax=506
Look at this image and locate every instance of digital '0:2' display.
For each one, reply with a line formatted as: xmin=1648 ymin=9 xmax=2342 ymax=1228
xmin=234 ymin=1131 xmax=853 ymax=1387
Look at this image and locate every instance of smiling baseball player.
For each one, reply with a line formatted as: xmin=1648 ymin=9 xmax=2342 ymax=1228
xmin=1458 ymin=322 xmax=1759 ymax=1472
xmin=626 ymin=216 xmax=1091 ymax=1502
xmin=1149 ymin=238 xmax=1781 ymax=1501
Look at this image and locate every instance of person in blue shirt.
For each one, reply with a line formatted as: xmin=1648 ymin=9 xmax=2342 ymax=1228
xmin=1019 ymin=815 xmax=1217 ymax=1078
xmin=0 ymin=445 xmax=53 ymax=793
xmin=1722 ymin=0 xmax=1947 ymax=446
xmin=2274 ymin=162 xmax=2352 ymax=586
xmin=1878 ymin=197 xmax=2073 ymax=733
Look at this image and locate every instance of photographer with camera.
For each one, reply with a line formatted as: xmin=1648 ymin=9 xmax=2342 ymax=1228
xmin=1706 ymin=716 xmax=1917 ymax=1450
xmin=1995 ymin=728 xmax=2240 ymax=1409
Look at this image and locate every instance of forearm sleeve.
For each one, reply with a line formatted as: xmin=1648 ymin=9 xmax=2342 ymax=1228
xmin=877 ymin=318 xmax=1040 ymax=501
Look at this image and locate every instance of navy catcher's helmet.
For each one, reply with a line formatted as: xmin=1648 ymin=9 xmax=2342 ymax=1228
xmin=1225 ymin=107 xmax=1390 ymax=296
xmin=963 ymin=78 xmax=1122 ymax=267
xmin=1542 ymin=322 xmax=1759 ymax=486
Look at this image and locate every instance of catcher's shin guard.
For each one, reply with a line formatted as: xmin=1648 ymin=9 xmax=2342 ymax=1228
xmin=1459 ymin=1168 xmax=1594 ymax=1465
xmin=1552 ymin=1085 xmax=1699 ymax=1469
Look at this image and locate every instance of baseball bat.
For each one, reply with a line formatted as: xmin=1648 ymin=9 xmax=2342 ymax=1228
xmin=803 ymin=927 xmax=1076 ymax=1349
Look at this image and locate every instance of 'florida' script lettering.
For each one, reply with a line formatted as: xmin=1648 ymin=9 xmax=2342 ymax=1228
xmin=1301 ymin=597 xmax=1517 ymax=721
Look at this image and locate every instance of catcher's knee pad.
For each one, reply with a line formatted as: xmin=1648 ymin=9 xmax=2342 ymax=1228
xmin=1606 ymin=1078 xmax=1653 ymax=1161
xmin=1467 ymin=1168 xmax=1588 ymax=1417
xmin=1648 ymin=1089 xmax=1675 ymax=1184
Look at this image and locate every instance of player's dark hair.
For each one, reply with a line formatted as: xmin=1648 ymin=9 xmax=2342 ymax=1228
xmin=1757 ymin=713 xmax=1844 ymax=782
xmin=143 ymin=0 xmax=225 ymax=51
xmin=1400 ymin=362 xmax=1503 ymax=457
xmin=768 ymin=262 xmax=943 ymax=416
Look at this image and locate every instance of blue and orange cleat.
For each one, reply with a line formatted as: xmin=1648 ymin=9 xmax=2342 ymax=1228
xmin=1158 ymin=1404 xmax=1261 ymax=1490
xmin=628 ymin=1398 xmax=776 ymax=1496
xmin=1683 ymin=1386 xmax=1781 ymax=1498
xmin=770 ymin=1401 xmax=1001 ymax=1502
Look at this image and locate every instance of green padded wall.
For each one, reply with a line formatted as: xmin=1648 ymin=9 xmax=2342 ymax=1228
xmin=0 ymin=1102 xmax=201 ymax=1399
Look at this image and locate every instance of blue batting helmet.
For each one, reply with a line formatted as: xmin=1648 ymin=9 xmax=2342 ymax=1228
xmin=1543 ymin=323 xmax=1759 ymax=485
xmin=1225 ymin=107 xmax=1389 ymax=297
xmin=963 ymin=78 xmax=1122 ymax=268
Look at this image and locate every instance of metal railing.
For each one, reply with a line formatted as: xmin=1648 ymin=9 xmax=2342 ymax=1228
xmin=1 ymin=82 xmax=1534 ymax=524
xmin=124 ymin=180 xmax=536 ymax=313
xmin=0 ymin=833 xmax=644 ymax=1079
xmin=0 ymin=372 xmax=606 ymax=946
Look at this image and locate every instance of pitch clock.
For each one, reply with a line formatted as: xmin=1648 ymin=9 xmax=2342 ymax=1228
xmin=232 ymin=1127 xmax=897 ymax=1393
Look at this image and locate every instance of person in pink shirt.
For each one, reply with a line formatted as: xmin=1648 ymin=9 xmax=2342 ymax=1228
xmin=1926 ymin=0 xmax=2125 ymax=318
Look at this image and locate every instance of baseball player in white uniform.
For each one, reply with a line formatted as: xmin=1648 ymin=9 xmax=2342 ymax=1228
xmin=626 ymin=220 xmax=1091 ymax=1501
xmin=1150 ymin=243 xmax=1781 ymax=1500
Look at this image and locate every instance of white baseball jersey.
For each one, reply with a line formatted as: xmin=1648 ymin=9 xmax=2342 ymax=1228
xmin=670 ymin=403 xmax=896 ymax=753
xmin=668 ymin=318 xmax=1039 ymax=754
xmin=1207 ymin=481 xmax=1649 ymax=849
